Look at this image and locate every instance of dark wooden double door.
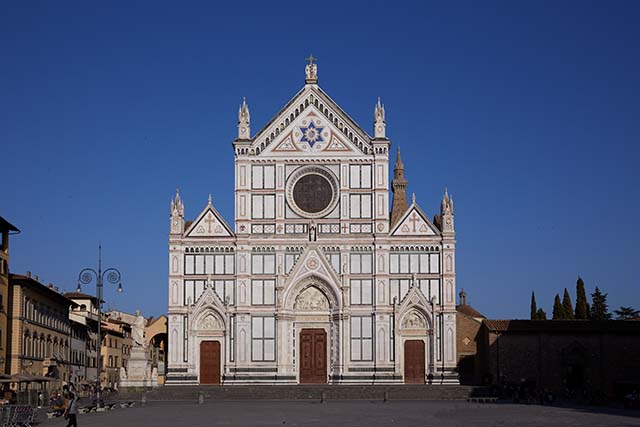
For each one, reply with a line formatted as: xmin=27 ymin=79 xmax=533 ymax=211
xmin=404 ymin=340 xmax=425 ymax=384
xmin=299 ymin=329 xmax=327 ymax=384
xmin=200 ymin=341 xmax=221 ymax=384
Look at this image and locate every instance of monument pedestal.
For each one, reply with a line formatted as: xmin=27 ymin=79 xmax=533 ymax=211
xmin=119 ymin=347 xmax=158 ymax=388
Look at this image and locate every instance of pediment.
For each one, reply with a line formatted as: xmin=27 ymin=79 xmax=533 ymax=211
xmin=251 ymin=86 xmax=373 ymax=157
xmin=185 ymin=203 xmax=234 ymax=238
xmin=397 ymin=284 xmax=433 ymax=328
xmin=191 ymin=284 xmax=226 ymax=321
xmin=390 ymin=204 xmax=440 ymax=237
xmin=283 ymin=245 xmax=342 ymax=299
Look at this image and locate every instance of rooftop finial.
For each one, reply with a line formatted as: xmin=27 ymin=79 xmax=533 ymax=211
xmin=238 ymin=97 xmax=250 ymax=139
xmin=305 ymin=54 xmax=318 ymax=84
xmin=374 ymin=97 xmax=386 ymax=138
xmin=411 ymin=193 xmax=416 ymax=204
xmin=208 ymin=194 xmax=212 ymax=204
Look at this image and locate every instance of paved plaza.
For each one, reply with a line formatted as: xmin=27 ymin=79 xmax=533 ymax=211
xmin=38 ymin=401 xmax=640 ymax=427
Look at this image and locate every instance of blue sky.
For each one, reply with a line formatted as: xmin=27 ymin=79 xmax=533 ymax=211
xmin=2 ymin=1 xmax=639 ymax=319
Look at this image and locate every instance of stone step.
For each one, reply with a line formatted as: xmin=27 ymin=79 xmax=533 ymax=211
xmin=115 ymin=385 xmax=483 ymax=401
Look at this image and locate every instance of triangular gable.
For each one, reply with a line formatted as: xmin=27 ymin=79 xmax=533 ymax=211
xmin=260 ymin=108 xmax=363 ymax=157
xmin=283 ymin=244 xmax=342 ymax=295
xmin=390 ymin=204 xmax=440 ymax=237
xmin=185 ymin=203 xmax=234 ymax=238
xmin=189 ymin=285 xmax=227 ymax=329
xmin=252 ymin=85 xmax=372 ymax=156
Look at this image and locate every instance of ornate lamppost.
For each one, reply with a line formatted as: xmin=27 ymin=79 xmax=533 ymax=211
xmin=76 ymin=245 xmax=122 ymax=406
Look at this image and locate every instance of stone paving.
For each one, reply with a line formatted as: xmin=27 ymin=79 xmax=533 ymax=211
xmin=38 ymin=400 xmax=640 ymax=427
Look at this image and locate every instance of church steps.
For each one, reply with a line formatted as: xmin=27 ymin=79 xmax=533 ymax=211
xmin=116 ymin=385 xmax=479 ymax=401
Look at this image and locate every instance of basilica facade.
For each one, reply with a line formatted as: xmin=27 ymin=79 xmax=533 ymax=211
xmin=166 ymin=61 xmax=458 ymax=385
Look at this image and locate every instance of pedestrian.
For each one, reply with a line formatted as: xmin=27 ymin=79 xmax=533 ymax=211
xmin=63 ymin=392 xmax=79 ymax=427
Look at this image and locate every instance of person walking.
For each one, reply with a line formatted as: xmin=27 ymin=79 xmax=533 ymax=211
xmin=63 ymin=392 xmax=79 ymax=427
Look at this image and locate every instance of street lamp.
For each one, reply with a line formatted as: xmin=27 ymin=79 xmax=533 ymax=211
xmin=76 ymin=244 xmax=123 ymax=407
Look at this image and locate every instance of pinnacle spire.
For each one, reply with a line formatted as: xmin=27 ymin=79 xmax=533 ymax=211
xmin=374 ymin=97 xmax=386 ymax=138
xmin=237 ymin=97 xmax=250 ymax=139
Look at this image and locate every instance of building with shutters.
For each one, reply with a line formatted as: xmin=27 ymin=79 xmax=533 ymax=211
xmin=167 ymin=60 xmax=458 ymax=385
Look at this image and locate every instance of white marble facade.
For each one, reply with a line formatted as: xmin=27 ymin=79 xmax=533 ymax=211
xmin=166 ymin=61 xmax=458 ymax=385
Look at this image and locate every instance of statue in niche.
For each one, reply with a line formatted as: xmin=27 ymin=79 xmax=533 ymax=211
xmin=295 ymin=287 xmax=329 ymax=310
xmin=402 ymin=311 xmax=426 ymax=329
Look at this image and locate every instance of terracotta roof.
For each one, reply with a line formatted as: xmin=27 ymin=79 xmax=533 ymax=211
xmin=482 ymin=319 xmax=640 ymax=333
xmin=63 ymin=292 xmax=102 ymax=304
xmin=0 ymin=216 xmax=19 ymax=232
xmin=10 ymin=274 xmax=77 ymax=307
xmin=456 ymin=304 xmax=485 ymax=319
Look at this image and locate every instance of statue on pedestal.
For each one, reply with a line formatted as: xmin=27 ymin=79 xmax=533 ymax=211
xmin=133 ymin=310 xmax=146 ymax=348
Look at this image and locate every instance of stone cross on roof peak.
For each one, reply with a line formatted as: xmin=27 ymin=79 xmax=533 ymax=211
xmin=305 ymin=54 xmax=318 ymax=84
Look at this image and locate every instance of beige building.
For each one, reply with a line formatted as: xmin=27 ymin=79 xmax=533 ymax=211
xmin=7 ymin=272 xmax=75 ymax=390
xmin=100 ymin=315 xmax=132 ymax=389
xmin=0 ymin=216 xmax=19 ymax=375
xmin=65 ymin=292 xmax=101 ymax=386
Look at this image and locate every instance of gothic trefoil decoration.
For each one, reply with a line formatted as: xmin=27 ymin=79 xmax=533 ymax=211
xmin=299 ymin=121 xmax=324 ymax=148
xmin=237 ymin=97 xmax=250 ymax=140
xmin=374 ymin=97 xmax=386 ymax=139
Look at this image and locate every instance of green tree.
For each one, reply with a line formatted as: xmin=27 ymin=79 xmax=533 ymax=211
xmin=536 ymin=308 xmax=547 ymax=320
xmin=530 ymin=292 xmax=538 ymax=320
xmin=575 ymin=277 xmax=589 ymax=319
xmin=613 ymin=306 xmax=639 ymax=320
xmin=590 ymin=287 xmax=611 ymax=320
xmin=552 ymin=294 xmax=566 ymax=320
xmin=562 ymin=288 xmax=574 ymax=319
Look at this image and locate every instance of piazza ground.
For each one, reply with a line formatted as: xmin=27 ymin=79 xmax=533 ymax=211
xmin=38 ymin=401 xmax=639 ymax=427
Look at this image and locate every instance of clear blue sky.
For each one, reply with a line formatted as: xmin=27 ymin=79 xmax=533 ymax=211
xmin=2 ymin=1 xmax=639 ymax=319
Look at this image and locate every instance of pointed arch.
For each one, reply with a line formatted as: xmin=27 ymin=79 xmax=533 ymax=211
xmin=283 ymin=275 xmax=341 ymax=311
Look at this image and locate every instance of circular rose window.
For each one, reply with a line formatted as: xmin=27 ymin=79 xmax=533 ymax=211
xmin=286 ymin=166 xmax=339 ymax=218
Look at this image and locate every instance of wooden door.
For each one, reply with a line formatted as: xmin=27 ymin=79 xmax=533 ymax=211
xmin=299 ymin=329 xmax=327 ymax=384
xmin=200 ymin=341 xmax=220 ymax=385
xmin=404 ymin=340 xmax=425 ymax=384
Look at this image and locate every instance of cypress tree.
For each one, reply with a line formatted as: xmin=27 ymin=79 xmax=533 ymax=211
xmin=552 ymin=294 xmax=565 ymax=320
xmin=562 ymin=288 xmax=574 ymax=319
xmin=575 ymin=277 xmax=589 ymax=319
xmin=536 ymin=308 xmax=547 ymax=320
xmin=590 ymin=287 xmax=611 ymax=320
xmin=530 ymin=292 xmax=538 ymax=320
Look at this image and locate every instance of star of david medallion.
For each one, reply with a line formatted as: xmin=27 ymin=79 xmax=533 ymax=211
xmin=299 ymin=121 xmax=324 ymax=148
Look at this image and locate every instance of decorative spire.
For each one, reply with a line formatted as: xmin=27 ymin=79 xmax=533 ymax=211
xmin=411 ymin=193 xmax=416 ymax=205
xmin=208 ymin=193 xmax=212 ymax=205
xmin=441 ymin=187 xmax=453 ymax=215
xmin=390 ymin=147 xmax=409 ymax=228
xmin=374 ymin=97 xmax=386 ymax=138
xmin=170 ymin=188 xmax=185 ymax=234
xmin=171 ymin=188 xmax=184 ymax=217
xmin=305 ymin=54 xmax=318 ymax=84
xmin=237 ymin=97 xmax=250 ymax=140
xmin=440 ymin=187 xmax=455 ymax=233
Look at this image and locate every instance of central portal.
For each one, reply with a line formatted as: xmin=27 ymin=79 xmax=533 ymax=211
xmin=299 ymin=329 xmax=327 ymax=384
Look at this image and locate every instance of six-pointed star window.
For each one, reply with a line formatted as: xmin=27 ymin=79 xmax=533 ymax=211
xmin=299 ymin=121 xmax=324 ymax=147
